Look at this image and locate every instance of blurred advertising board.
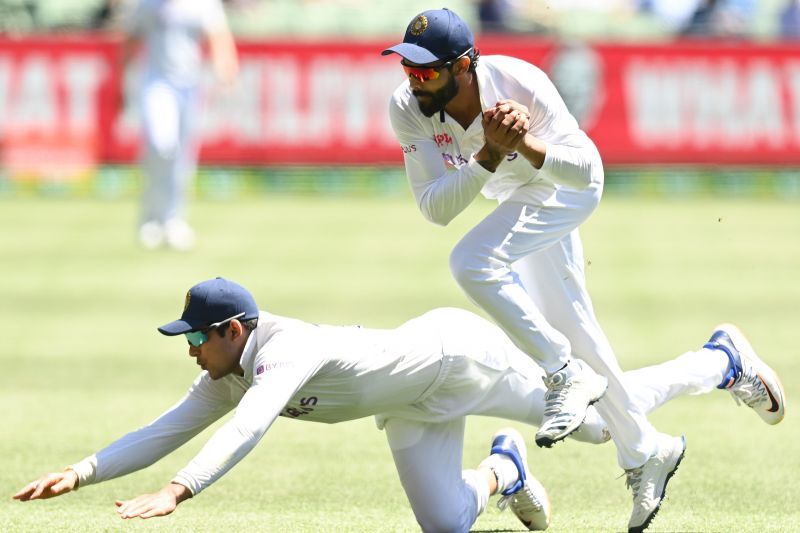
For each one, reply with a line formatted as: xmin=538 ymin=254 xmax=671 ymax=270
xmin=0 ymin=36 xmax=117 ymax=179
xmin=0 ymin=35 xmax=799 ymax=171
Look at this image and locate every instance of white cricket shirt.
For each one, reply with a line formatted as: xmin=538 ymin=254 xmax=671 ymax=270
xmin=68 ymin=309 xmax=520 ymax=495
xmin=126 ymin=0 xmax=229 ymax=87
xmin=388 ymin=55 xmax=604 ymax=226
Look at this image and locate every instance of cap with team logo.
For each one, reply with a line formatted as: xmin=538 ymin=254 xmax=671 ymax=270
xmin=158 ymin=277 xmax=259 ymax=336
xmin=381 ymin=8 xmax=474 ymax=65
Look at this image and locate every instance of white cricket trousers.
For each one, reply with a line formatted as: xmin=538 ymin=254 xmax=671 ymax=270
xmin=138 ymin=76 xmax=200 ymax=224
xmin=385 ymin=418 xmax=488 ymax=533
xmin=379 ymin=308 xmax=727 ymax=531
xmin=449 ymin=185 xmax=657 ymax=469
xmin=380 ymin=344 xmax=727 ymax=532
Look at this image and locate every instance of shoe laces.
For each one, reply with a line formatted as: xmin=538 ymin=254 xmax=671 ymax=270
xmin=731 ymin=368 xmax=768 ymax=409
xmin=541 ymin=373 xmax=572 ymax=415
xmin=497 ymin=483 xmax=543 ymax=513
xmin=624 ymin=466 xmax=654 ymax=508
xmin=624 ymin=468 xmax=641 ymax=498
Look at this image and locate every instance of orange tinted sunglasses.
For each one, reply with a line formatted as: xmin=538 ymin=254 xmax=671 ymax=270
xmin=402 ymin=62 xmax=450 ymax=82
xmin=401 ymin=49 xmax=472 ymax=83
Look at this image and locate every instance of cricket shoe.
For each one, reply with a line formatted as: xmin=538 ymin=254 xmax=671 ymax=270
xmin=704 ymin=323 xmax=785 ymax=425
xmin=490 ymin=427 xmax=551 ymax=531
xmin=138 ymin=220 xmax=164 ymax=250
xmin=535 ymin=359 xmax=608 ymax=448
xmin=626 ymin=434 xmax=686 ymax=533
xmin=164 ymin=217 xmax=196 ymax=252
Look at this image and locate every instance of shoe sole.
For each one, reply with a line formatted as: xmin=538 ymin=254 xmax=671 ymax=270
xmin=628 ymin=436 xmax=687 ymax=533
xmin=534 ymin=392 xmax=606 ymax=448
xmin=716 ymin=323 xmax=786 ymax=424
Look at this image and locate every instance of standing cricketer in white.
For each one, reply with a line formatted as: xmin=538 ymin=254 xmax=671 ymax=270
xmin=14 ymin=278 xmax=784 ymax=532
xmin=121 ymin=0 xmax=238 ymax=251
xmin=381 ymin=8 xmax=784 ymax=532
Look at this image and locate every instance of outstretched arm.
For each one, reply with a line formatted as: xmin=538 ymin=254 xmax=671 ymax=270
xmin=107 ymin=376 xmax=303 ymax=519
xmin=12 ymin=373 xmax=237 ymax=503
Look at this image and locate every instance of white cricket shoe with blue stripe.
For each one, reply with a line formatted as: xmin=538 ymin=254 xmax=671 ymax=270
xmin=704 ymin=323 xmax=785 ymax=425
xmin=491 ymin=427 xmax=551 ymax=531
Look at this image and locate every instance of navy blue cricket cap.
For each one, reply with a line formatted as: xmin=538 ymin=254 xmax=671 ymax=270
xmin=381 ymin=8 xmax=474 ymax=65
xmin=158 ymin=277 xmax=259 ymax=336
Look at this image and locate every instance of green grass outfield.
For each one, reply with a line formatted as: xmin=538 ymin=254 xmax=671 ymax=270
xmin=1 ymin=193 xmax=798 ymax=532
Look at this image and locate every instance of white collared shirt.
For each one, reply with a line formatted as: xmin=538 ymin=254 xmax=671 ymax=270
xmin=71 ymin=309 xmax=503 ymax=495
xmin=388 ymin=55 xmax=603 ymax=226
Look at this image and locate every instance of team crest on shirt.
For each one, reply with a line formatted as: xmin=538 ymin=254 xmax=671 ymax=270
xmin=409 ymin=15 xmax=428 ymax=36
xmin=184 ymin=291 xmax=191 ymax=312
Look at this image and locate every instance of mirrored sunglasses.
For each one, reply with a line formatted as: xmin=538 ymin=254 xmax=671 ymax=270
xmin=184 ymin=312 xmax=246 ymax=347
xmin=401 ymin=48 xmax=473 ymax=83
xmin=185 ymin=330 xmax=209 ymax=347
xmin=402 ymin=63 xmax=448 ymax=82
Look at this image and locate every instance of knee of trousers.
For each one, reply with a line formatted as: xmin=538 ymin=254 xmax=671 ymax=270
xmin=143 ymin=137 xmax=180 ymax=162
xmin=449 ymin=240 xmax=510 ymax=291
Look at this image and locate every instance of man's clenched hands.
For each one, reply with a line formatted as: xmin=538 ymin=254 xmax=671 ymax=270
xmin=476 ymin=100 xmax=531 ymax=171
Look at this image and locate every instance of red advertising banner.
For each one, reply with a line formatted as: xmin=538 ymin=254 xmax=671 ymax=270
xmin=0 ymin=35 xmax=798 ymax=169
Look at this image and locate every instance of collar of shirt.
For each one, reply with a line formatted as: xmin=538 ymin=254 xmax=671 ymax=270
xmin=475 ymin=60 xmax=498 ymax=113
xmin=238 ymin=320 xmax=259 ymax=383
xmin=239 ymin=311 xmax=300 ymax=382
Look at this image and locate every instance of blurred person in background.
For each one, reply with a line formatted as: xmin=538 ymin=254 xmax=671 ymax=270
xmin=121 ymin=0 xmax=238 ymax=251
xmin=476 ymin=0 xmax=515 ymax=33
xmin=636 ymin=0 xmax=703 ymax=33
xmin=89 ymin=0 xmax=125 ymax=29
xmin=780 ymin=0 xmax=800 ymax=39
xmin=681 ymin=0 xmax=754 ymax=38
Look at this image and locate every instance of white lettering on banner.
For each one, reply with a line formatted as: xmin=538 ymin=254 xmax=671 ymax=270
xmin=625 ymin=58 xmax=791 ymax=149
xmin=61 ymin=56 xmax=106 ymax=133
xmin=200 ymin=54 xmax=403 ymax=147
xmin=113 ymin=62 xmax=144 ymax=144
xmin=306 ymin=57 xmax=338 ymax=146
xmin=626 ymin=59 xmax=682 ymax=147
xmin=0 ymin=52 xmax=107 ymax=135
xmin=358 ymin=61 xmax=406 ymax=145
xmin=682 ymin=60 xmax=738 ymax=147
xmin=745 ymin=61 xmax=784 ymax=147
xmin=0 ymin=57 xmax=9 ymax=134
xmin=108 ymin=53 xmax=404 ymax=152
xmin=13 ymin=55 xmax=56 ymax=132
xmin=307 ymin=56 xmax=401 ymax=146
xmin=786 ymin=61 xmax=800 ymax=145
xmin=202 ymin=59 xmax=262 ymax=142
xmin=263 ymin=55 xmax=302 ymax=143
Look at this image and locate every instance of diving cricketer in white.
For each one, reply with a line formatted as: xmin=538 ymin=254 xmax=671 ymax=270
xmin=14 ymin=279 xmax=784 ymax=533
